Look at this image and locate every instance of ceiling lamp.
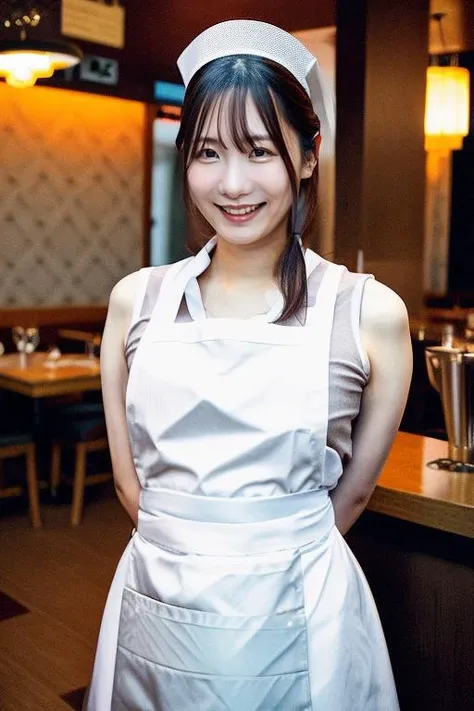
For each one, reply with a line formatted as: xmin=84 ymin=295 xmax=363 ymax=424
xmin=424 ymin=13 xmax=470 ymax=153
xmin=0 ymin=3 xmax=82 ymax=88
xmin=0 ymin=37 xmax=82 ymax=87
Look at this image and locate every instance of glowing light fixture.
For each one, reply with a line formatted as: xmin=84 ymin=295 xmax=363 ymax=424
xmin=0 ymin=4 xmax=82 ymax=88
xmin=423 ymin=13 xmax=471 ymax=296
xmin=0 ymin=38 xmax=82 ymax=87
xmin=424 ymin=13 xmax=470 ymax=153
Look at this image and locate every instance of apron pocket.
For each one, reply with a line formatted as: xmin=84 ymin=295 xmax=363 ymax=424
xmin=118 ymin=586 xmax=308 ymax=676
xmin=112 ymin=586 xmax=312 ymax=710
xmin=113 ymin=646 xmax=311 ymax=711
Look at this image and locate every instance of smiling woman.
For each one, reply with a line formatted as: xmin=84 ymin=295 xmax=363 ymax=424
xmin=83 ymin=19 xmax=411 ymax=711
xmin=186 ymin=94 xmax=313 ymax=236
xmin=176 ymin=53 xmax=320 ymax=322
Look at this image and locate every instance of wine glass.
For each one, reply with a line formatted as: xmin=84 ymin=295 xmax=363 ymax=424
xmin=12 ymin=326 xmax=27 ymax=368
xmin=24 ymin=327 xmax=40 ymax=355
xmin=85 ymin=333 xmax=101 ymax=361
xmin=12 ymin=326 xmax=39 ymax=367
xmin=12 ymin=326 xmax=26 ymax=352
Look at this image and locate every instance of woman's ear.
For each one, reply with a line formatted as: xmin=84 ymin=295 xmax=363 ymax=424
xmin=301 ymin=133 xmax=321 ymax=179
xmin=313 ymin=132 xmax=322 ymax=158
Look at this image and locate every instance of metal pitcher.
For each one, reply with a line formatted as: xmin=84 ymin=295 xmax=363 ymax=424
xmin=425 ymin=346 xmax=474 ymax=463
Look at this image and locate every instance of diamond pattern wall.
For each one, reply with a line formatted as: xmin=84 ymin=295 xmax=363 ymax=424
xmin=0 ymin=83 xmax=144 ymax=306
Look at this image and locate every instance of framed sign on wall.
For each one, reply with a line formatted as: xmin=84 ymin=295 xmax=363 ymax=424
xmin=61 ymin=0 xmax=125 ymax=49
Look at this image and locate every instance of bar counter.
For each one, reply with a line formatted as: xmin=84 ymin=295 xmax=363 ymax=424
xmin=369 ymin=431 xmax=473 ymax=538
xmin=346 ymin=432 xmax=473 ymax=711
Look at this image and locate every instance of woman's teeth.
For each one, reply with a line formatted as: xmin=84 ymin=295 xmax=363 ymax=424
xmin=221 ymin=205 xmax=261 ymax=215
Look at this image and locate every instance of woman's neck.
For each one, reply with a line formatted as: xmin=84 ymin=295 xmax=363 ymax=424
xmin=206 ymin=236 xmax=285 ymax=289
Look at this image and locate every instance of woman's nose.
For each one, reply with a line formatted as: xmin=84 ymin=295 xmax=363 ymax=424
xmin=218 ymin=156 xmax=251 ymax=198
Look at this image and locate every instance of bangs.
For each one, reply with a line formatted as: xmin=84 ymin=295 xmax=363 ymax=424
xmin=187 ymin=80 xmax=292 ymax=163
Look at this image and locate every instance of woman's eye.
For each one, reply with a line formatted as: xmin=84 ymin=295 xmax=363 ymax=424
xmin=198 ymin=148 xmax=218 ymax=159
xmin=251 ymin=147 xmax=271 ymax=158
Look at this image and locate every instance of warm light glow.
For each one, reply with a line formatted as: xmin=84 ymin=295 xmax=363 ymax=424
xmin=0 ymin=49 xmax=80 ymax=88
xmin=425 ymin=65 xmax=470 ymax=152
xmin=159 ymin=104 xmax=182 ymax=117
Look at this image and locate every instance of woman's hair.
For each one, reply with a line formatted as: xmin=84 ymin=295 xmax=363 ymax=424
xmin=176 ymin=54 xmax=321 ymax=322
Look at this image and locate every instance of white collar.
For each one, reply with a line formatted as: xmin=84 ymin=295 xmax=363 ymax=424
xmin=183 ymin=237 xmax=320 ymax=322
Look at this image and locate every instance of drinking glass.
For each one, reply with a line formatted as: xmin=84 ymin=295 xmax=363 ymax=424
xmin=24 ymin=327 xmax=40 ymax=355
xmin=12 ymin=326 xmax=39 ymax=367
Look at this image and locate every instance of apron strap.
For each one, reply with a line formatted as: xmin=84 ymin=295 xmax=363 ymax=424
xmin=307 ymin=262 xmax=345 ymax=439
xmin=303 ymin=248 xmax=321 ymax=282
xmin=308 ymin=262 xmax=345 ymax=332
xmin=148 ymin=258 xmax=193 ymax=325
xmin=130 ymin=267 xmax=155 ymax=324
xmin=150 ymin=239 xmax=217 ymax=326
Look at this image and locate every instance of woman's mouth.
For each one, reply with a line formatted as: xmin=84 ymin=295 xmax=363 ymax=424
xmin=217 ymin=203 xmax=266 ymax=223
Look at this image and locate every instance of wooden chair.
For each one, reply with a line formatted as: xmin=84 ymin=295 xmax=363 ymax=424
xmin=49 ymin=402 xmax=111 ymax=525
xmin=0 ymin=433 xmax=42 ymax=528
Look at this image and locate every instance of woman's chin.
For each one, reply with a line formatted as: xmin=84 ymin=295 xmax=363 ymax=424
xmin=214 ymin=232 xmax=269 ymax=248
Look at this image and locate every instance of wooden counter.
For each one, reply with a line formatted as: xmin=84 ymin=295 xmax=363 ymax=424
xmin=368 ymin=432 xmax=474 ymax=538
xmin=347 ymin=432 xmax=473 ymax=711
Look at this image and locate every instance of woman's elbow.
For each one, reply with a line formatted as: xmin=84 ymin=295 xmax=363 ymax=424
xmin=114 ymin=486 xmax=139 ymax=524
xmin=114 ymin=478 xmax=140 ymax=501
xmin=330 ymin=482 xmax=375 ymax=513
xmin=350 ymin=487 xmax=374 ymax=508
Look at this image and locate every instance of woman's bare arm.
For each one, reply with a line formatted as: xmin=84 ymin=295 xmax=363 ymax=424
xmin=330 ymin=279 xmax=413 ymax=535
xmin=100 ymin=272 xmax=142 ymax=526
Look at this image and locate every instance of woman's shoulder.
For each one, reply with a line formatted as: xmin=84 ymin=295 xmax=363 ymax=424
xmin=109 ymin=270 xmax=143 ymax=312
xmin=109 ymin=256 xmax=194 ymax=320
xmin=314 ymin=255 xmax=408 ymax=330
xmin=109 ymin=259 xmax=188 ymax=305
xmin=360 ymin=279 xmax=408 ymax=334
xmin=309 ymin=254 xmax=369 ymax=298
xmin=107 ymin=266 xmax=160 ymax=321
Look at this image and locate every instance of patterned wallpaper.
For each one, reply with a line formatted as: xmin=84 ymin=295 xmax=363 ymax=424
xmin=0 ymin=83 xmax=144 ymax=306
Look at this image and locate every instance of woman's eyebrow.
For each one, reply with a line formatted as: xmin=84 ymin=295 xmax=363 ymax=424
xmin=198 ymin=134 xmax=271 ymax=145
xmin=247 ymin=134 xmax=272 ymax=142
xmin=197 ymin=137 xmax=220 ymax=146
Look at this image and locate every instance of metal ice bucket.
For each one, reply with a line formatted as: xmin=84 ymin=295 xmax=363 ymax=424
xmin=425 ymin=346 xmax=474 ymax=464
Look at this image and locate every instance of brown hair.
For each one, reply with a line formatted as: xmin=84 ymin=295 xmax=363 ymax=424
xmin=176 ymin=54 xmax=320 ymax=322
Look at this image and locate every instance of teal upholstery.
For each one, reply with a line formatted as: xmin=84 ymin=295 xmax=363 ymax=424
xmin=50 ymin=401 xmax=106 ymax=442
xmin=0 ymin=432 xmax=33 ymax=448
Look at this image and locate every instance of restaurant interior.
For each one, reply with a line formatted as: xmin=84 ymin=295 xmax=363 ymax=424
xmin=0 ymin=0 xmax=473 ymax=709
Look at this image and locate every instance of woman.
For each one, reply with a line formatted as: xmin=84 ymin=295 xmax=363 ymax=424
xmin=84 ymin=20 xmax=412 ymax=711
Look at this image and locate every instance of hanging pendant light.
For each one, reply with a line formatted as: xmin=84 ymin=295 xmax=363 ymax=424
xmin=424 ymin=13 xmax=470 ymax=153
xmin=0 ymin=3 xmax=82 ymax=88
xmin=0 ymin=37 xmax=82 ymax=87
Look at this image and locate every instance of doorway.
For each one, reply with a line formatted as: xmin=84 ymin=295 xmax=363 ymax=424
xmin=150 ymin=115 xmax=188 ymax=266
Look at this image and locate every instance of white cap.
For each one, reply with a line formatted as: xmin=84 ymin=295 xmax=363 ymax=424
xmin=177 ymin=19 xmax=335 ymax=141
xmin=177 ymin=19 xmax=317 ymax=96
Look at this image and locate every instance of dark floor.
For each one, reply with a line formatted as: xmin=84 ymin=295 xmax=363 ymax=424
xmin=0 ymin=483 xmax=130 ymax=711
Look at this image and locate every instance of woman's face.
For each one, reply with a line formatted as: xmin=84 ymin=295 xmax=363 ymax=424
xmin=186 ymin=94 xmax=315 ymax=249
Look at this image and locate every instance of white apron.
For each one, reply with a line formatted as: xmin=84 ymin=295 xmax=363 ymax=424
xmin=84 ymin=239 xmax=399 ymax=711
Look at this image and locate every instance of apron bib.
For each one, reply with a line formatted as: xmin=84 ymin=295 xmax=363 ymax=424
xmin=125 ymin=237 xmax=341 ymax=498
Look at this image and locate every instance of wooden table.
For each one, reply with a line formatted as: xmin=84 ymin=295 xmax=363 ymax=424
xmin=369 ymin=431 xmax=474 ymax=538
xmin=0 ymin=353 xmax=101 ymax=398
xmin=0 ymin=353 xmax=101 ymax=526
